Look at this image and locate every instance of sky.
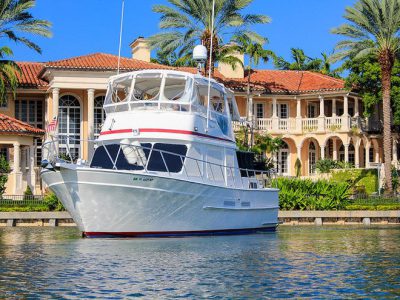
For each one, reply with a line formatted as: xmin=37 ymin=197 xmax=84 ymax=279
xmin=9 ymin=0 xmax=357 ymax=69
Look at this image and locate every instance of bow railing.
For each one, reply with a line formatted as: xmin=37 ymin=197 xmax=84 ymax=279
xmin=41 ymin=136 xmax=276 ymax=190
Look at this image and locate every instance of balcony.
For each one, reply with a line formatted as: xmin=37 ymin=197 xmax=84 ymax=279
xmin=233 ymin=116 xmax=373 ymax=134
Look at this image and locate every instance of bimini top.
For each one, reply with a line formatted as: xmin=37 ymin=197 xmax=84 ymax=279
xmin=103 ymin=69 xmax=240 ymax=121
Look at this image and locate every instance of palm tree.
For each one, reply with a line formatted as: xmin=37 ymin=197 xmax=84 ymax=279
xmin=0 ymin=0 xmax=51 ymax=103
xmin=233 ymin=35 xmax=275 ymax=146
xmin=331 ymin=0 xmax=400 ymax=194
xmin=150 ymin=50 xmax=196 ymax=67
xmin=148 ymin=0 xmax=270 ymax=75
xmin=0 ymin=46 xmax=19 ymax=102
xmin=274 ymin=48 xmax=322 ymax=71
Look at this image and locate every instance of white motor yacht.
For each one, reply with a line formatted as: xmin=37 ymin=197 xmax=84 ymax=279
xmin=41 ymin=69 xmax=279 ymax=237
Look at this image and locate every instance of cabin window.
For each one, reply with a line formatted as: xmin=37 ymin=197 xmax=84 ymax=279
xmin=90 ymin=143 xmax=152 ymax=170
xmin=147 ymin=143 xmax=187 ymax=172
xmin=90 ymin=143 xmax=187 ymax=173
xmin=163 ymin=76 xmax=191 ymax=102
xmin=132 ymin=74 xmax=162 ymax=101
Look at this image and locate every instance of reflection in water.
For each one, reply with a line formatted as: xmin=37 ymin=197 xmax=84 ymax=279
xmin=0 ymin=226 xmax=399 ymax=299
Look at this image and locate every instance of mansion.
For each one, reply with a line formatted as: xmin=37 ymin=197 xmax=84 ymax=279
xmin=1 ymin=37 xmax=391 ymax=195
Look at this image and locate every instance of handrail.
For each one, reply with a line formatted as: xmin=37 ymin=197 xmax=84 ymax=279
xmin=42 ymin=136 xmax=276 ymax=190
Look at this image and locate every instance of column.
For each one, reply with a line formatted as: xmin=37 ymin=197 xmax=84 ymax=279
xmin=344 ymin=143 xmax=349 ymax=163
xmin=295 ymin=97 xmax=302 ymax=132
xmin=87 ymin=89 xmax=95 ymax=160
xmin=248 ymin=96 xmax=254 ymax=120
xmin=343 ymin=95 xmax=349 ymax=116
xmin=52 ymin=88 xmax=60 ymax=119
xmin=392 ymin=139 xmax=398 ymax=165
xmin=318 ymin=95 xmax=325 ymax=131
xmin=333 ymin=138 xmax=338 ymax=160
xmin=51 ymin=88 xmax=60 ymax=152
xmin=319 ymin=95 xmax=325 ymax=117
xmin=332 ymin=99 xmax=336 ymax=117
xmin=13 ymin=142 xmax=22 ymax=194
xmin=365 ymin=143 xmax=371 ymax=168
xmin=297 ymin=145 xmax=302 ymax=161
xmin=355 ymin=142 xmax=360 ymax=168
xmin=13 ymin=143 xmax=20 ymax=173
xmin=29 ymin=145 xmax=36 ymax=192
xmin=342 ymin=95 xmax=350 ymax=131
xmin=320 ymin=145 xmax=326 ymax=160
xmin=354 ymin=97 xmax=359 ymax=117
xmin=272 ymin=97 xmax=278 ymax=131
xmin=272 ymin=97 xmax=277 ymax=117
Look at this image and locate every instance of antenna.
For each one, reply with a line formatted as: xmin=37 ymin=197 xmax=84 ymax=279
xmin=117 ymin=0 xmax=125 ymax=75
xmin=206 ymin=0 xmax=215 ymax=132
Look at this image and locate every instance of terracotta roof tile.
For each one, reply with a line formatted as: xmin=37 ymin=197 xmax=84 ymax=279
xmin=223 ymin=70 xmax=346 ymax=94
xmin=16 ymin=62 xmax=48 ymax=89
xmin=15 ymin=53 xmax=347 ymax=95
xmin=44 ymin=52 xmax=169 ymax=71
xmin=0 ymin=113 xmax=45 ymax=136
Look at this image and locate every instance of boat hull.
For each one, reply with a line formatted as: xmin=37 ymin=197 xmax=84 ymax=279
xmin=41 ymin=167 xmax=279 ymax=237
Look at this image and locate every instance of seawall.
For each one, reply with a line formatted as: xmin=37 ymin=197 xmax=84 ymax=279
xmin=0 ymin=211 xmax=399 ymax=227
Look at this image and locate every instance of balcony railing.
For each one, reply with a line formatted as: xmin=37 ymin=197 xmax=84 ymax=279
xmin=302 ymin=118 xmax=318 ymax=132
xmin=279 ymin=119 xmax=296 ymax=131
xmin=257 ymin=118 xmax=272 ymax=130
xmin=231 ymin=116 xmax=382 ymax=134
xmin=325 ymin=117 xmax=342 ymax=131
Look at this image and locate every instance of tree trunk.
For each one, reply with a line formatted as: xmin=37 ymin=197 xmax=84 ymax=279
xmin=202 ymin=30 xmax=218 ymax=77
xmin=379 ymin=51 xmax=394 ymax=195
xmin=247 ymin=60 xmax=254 ymax=148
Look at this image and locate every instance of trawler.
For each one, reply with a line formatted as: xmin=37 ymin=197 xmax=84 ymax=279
xmin=41 ymin=69 xmax=279 ymax=237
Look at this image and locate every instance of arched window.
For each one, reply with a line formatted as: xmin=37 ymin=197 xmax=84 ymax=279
xmin=58 ymin=95 xmax=81 ymax=159
xmin=94 ymin=95 xmax=105 ymax=137
xmin=309 ymin=141 xmax=317 ymax=175
xmin=277 ymin=141 xmax=289 ymax=176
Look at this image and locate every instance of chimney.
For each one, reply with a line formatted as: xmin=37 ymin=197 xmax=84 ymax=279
xmin=130 ymin=37 xmax=151 ymax=62
xmin=218 ymin=43 xmax=244 ymax=78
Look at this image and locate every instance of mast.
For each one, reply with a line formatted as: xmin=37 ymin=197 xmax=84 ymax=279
xmin=117 ymin=0 xmax=125 ymax=75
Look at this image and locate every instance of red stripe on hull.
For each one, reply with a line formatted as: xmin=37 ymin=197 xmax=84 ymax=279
xmin=83 ymin=226 xmax=277 ymax=238
xmin=100 ymin=128 xmax=234 ymax=143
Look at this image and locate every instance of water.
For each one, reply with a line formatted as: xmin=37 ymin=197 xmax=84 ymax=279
xmin=0 ymin=226 xmax=399 ymax=299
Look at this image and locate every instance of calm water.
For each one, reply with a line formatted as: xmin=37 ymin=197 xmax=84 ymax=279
xmin=0 ymin=226 xmax=399 ymax=299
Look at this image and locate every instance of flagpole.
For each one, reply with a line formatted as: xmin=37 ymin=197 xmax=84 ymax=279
xmin=117 ymin=0 xmax=125 ymax=75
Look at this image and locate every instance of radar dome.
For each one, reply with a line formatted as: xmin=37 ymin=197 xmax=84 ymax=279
xmin=193 ymin=45 xmax=207 ymax=63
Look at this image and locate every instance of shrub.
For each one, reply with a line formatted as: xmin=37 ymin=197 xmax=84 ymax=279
xmin=295 ymin=158 xmax=302 ymax=177
xmin=23 ymin=185 xmax=33 ymax=200
xmin=43 ymin=190 xmax=64 ymax=211
xmin=331 ymin=169 xmax=378 ymax=195
xmin=272 ymin=177 xmax=351 ymax=210
xmin=315 ymin=159 xmax=354 ymax=173
xmin=315 ymin=159 xmax=337 ymax=173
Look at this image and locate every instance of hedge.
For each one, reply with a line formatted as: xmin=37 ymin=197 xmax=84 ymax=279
xmin=272 ymin=177 xmax=351 ymax=210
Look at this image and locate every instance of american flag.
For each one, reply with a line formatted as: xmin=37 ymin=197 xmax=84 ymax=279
xmin=47 ymin=116 xmax=58 ymax=132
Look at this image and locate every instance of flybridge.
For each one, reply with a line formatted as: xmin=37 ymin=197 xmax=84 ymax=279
xmin=103 ymin=69 xmax=241 ymax=122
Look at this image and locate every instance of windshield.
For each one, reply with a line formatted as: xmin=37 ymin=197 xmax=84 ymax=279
xmin=132 ymin=73 xmax=162 ymax=101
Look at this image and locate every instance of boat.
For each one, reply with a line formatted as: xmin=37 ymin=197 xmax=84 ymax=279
xmin=40 ymin=69 xmax=279 ymax=237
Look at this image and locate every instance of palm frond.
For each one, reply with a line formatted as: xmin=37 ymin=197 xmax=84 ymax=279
xmin=149 ymin=0 xmax=269 ymax=72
